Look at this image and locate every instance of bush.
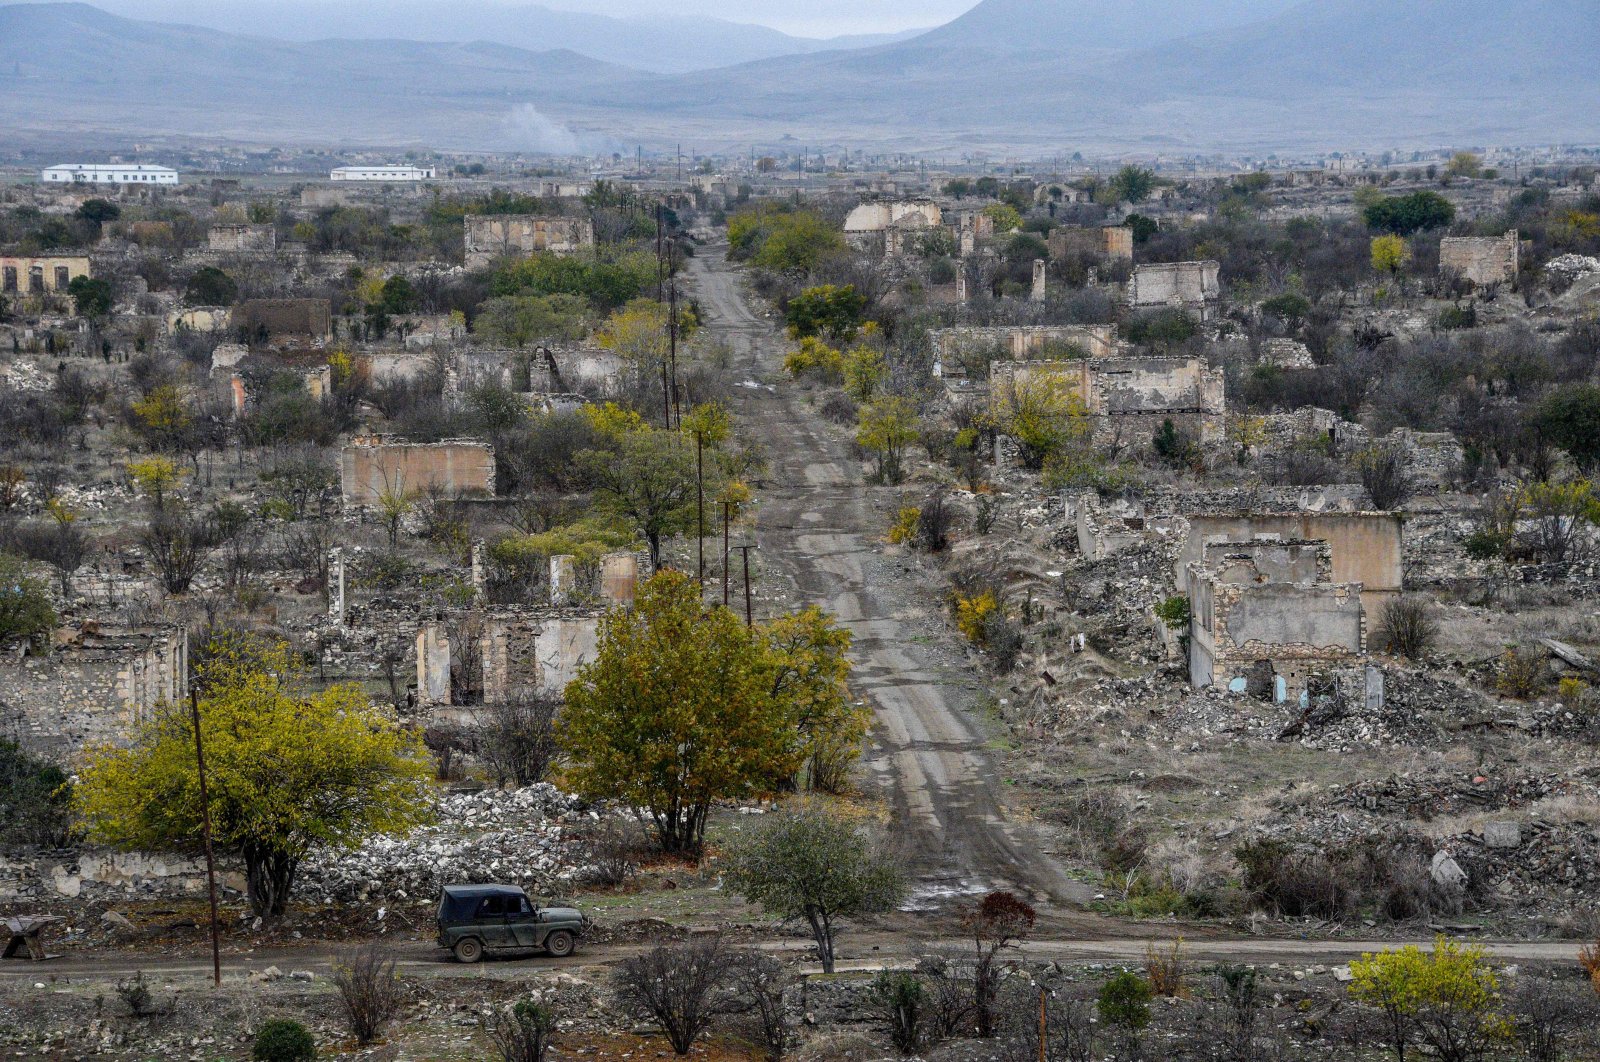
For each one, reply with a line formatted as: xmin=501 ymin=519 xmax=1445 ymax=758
xmin=613 ymin=936 xmax=735 ymax=1055
xmin=1234 ymin=839 xmax=1350 ymax=918
xmin=1496 ymin=646 xmax=1548 ymax=699
xmin=1097 ymin=972 xmax=1153 ymax=1033
xmin=583 ymin=817 xmax=642 ymax=888
xmin=485 ymin=999 xmax=554 ymax=1062
xmin=0 ymin=739 xmax=74 ymax=848
xmin=1144 ymin=938 xmax=1188 ymax=998
xmin=727 ymin=951 xmax=791 ymax=1062
xmin=887 ymin=506 xmax=920 ymax=546
xmin=252 ymin=1018 xmax=317 ymax=1062
xmin=872 ymin=971 xmax=925 ymax=1055
xmin=1376 ymin=597 xmax=1438 ymax=660
xmin=1357 ymin=445 xmax=1413 ymax=510
xmin=1154 ymin=596 xmax=1191 ymax=631
xmin=471 ymin=694 xmax=559 ymax=786
xmin=1437 ymin=304 xmax=1478 ymax=331
xmin=331 ymin=943 xmax=404 ymax=1046
xmin=0 ymin=555 xmax=57 ymax=646
xmin=918 ymin=491 xmax=953 ymax=553
xmin=955 ymin=590 xmax=998 ymax=645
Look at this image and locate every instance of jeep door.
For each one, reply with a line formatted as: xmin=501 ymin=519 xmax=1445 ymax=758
xmin=472 ymin=894 xmax=515 ymax=948
xmin=505 ymin=893 xmax=546 ymax=948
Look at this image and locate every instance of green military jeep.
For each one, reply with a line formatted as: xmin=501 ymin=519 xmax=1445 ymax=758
xmin=436 ymin=884 xmax=587 ymax=964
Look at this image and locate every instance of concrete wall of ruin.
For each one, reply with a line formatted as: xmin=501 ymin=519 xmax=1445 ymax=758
xmin=1047 ymin=226 xmax=1134 ymax=262
xmin=340 ymin=439 xmax=497 ymax=505
xmin=1188 ymin=570 xmax=1362 ymax=694
xmin=1128 ymin=260 xmax=1221 ymax=311
xmin=992 ymin=355 xmax=1225 ymax=443
xmin=0 ymin=625 xmax=188 ymax=759
xmin=234 ymin=298 xmax=332 ymax=340
xmin=1202 ymin=540 xmax=1330 ymax=586
xmin=464 ymin=215 xmax=595 ymax=268
xmin=1177 ymin=512 xmax=1403 ymax=612
xmin=932 ymin=325 xmax=1119 ymax=367
xmin=0 ymin=255 xmax=91 ymax=295
xmin=207 ymin=224 xmax=276 ymax=252
xmin=844 ymin=200 xmax=942 ymax=234
xmin=1439 ymin=231 xmax=1518 ymax=287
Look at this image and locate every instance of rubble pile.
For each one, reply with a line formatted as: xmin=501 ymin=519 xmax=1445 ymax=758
xmin=297 ymin=784 xmax=597 ymax=905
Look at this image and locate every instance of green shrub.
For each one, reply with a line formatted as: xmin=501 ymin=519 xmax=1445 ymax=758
xmin=1097 ymin=972 xmax=1153 ymax=1032
xmin=1154 ymin=596 xmax=1191 ymax=631
xmin=252 ymin=1018 xmax=316 ymax=1061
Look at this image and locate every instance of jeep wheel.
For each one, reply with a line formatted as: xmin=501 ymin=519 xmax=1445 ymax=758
xmin=452 ymin=937 xmax=483 ymax=964
xmin=544 ymin=930 xmax=576 ymax=958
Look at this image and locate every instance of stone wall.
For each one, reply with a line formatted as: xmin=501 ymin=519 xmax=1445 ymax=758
xmin=207 ymin=224 xmax=276 ymax=252
xmin=0 ymin=623 xmax=188 ymax=759
xmin=339 ymin=437 xmax=496 ymax=505
xmin=1439 ymin=231 xmax=1519 ymax=287
xmin=0 ymin=849 xmax=244 ymax=903
xmin=1128 ymin=260 xmax=1221 ymax=315
xmin=991 ymin=355 xmax=1225 ymax=443
xmin=464 ymin=215 xmax=595 ymax=269
xmin=931 ymin=324 xmax=1119 ymax=370
xmin=1188 ymin=570 xmax=1364 ymax=698
xmin=1047 ymin=226 xmax=1134 ymax=262
xmin=234 ymin=298 xmax=332 ymax=341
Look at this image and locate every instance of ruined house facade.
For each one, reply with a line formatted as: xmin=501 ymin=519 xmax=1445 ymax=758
xmin=339 ymin=436 xmax=497 ymax=505
xmin=234 ymin=299 xmax=333 ymax=343
xmin=1047 ymin=226 xmax=1134 ymax=262
xmin=931 ymin=325 xmax=1121 ymax=370
xmin=1174 ymin=511 xmax=1403 ymax=614
xmin=1186 ymin=539 xmax=1365 ymax=701
xmin=207 ymin=224 xmax=277 ymax=252
xmin=1438 ymin=231 xmax=1519 ymax=287
xmin=0 ymin=624 xmax=188 ymax=758
xmin=991 ymin=354 xmax=1226 ymax=444
xmin=463 ymin=215 xmax=595 ymax=269
xmin=0 ymin=255 xmax=91 ymax=296
xmin=1128 ymin=260 xmax=1221 ymax=319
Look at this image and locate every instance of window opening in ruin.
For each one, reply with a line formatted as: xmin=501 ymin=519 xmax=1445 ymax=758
xmin=54 ymin=266 xmax=70 ymax=291
xmin=2 ymin=266 xmax=15 ymax=292
xmin=28 ymin=267 xmax=44 ymax=293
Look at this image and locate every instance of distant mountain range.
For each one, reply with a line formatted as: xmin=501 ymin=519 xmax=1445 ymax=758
xmin=0 ymin=0 xmax=1596 ymax=154
xmin=49 ymin=0 xmax=928 ymax=74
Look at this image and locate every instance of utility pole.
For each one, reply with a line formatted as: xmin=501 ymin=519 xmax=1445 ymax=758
xmin=737 ymin=544 xmax=754 ymax=627
xmin=655 ymin=203 xmax=669 ymax=425
xmin=1038 ymin=988 xmax=1047 ymax=1062
xmin=695 ymin=432 xmax=704 ymax=586
xmin=190 ymin=688 xmax=222 ymax=988
xmin=668 ymin=240 xmax=680 ymax=426
xmin=722 ymin=500 xmax=731 ymax=608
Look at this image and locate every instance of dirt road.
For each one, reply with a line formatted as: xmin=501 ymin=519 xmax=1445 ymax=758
xmin=685 ymin=244 xmax=1086 ymax=910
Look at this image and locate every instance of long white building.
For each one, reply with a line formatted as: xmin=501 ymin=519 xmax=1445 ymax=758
xmin=41 ymin=164 xmax=180 ymax=186
xmin=330 ymin=166 xmax=436 ymax=182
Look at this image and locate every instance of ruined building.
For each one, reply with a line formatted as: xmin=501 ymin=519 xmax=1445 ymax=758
xmin=1186 ymin=539 xmax=1365 ymax=701
xmin=207 ymin=224 xmax=277 ymax=253
xmin=0 ymin=623 xmax=189 ymax=758
xmin=930 ymin=325 xmax=1121 ymax=370
xmin=1128 ymin=260 xmax=1221 ymax=319
xmin=0 ymin=255 xmax=90 ymax=296
xmin=1047 ymin=226 xmax=1134 ymax=262
xmin=463 ymin=215 xmax=595 ymax=269
xmin=1439 ymin=231 xmax=1519 ymax=287
xmin=843 ymin=199 xmax=942 ymax=255
xmin=234 ymin=299 xmax=333 ymax=344
xmin=340 ymin=436 xmax=497 ymax=505
xmin=990 ymin=353 xmax=1226 ymax=444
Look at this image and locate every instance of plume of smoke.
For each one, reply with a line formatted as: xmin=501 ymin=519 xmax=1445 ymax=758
xmin=500 ymin=103 xmax=580 ymax=154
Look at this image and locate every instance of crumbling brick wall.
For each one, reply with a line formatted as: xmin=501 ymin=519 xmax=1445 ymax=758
xmin=0 ymin=623 xmax=188 ymax=759
xmin=339 ymin=436 xmax=496 ymax=504
xmin=1439 ymin=231 xmax=1519 ymax=287
xmin=464 ymin=215 xmax=595 ymax=268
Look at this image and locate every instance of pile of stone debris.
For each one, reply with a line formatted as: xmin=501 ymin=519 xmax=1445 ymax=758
xmin=296 ymin=784 xmax=599 ymax=905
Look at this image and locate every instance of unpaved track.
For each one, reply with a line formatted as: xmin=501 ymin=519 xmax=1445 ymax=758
xmin=686 ymin=245 xmax=1086 ymax=910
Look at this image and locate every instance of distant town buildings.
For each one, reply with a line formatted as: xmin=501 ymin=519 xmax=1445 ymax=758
xmin=41 ymin=164 xmax=180 ymax=186
xmin=330 ymin=166 xmax=436 ymax=182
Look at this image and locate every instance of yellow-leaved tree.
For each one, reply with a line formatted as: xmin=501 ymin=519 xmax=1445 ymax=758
xmin=76 ymin=636 xmax=434 ymax=920
xmin=1371 ymin=234 xmax=1410 ymax=277
xmin=761 ymin=606 xmax=866 ymax=794
xmin=1348 ymin=937 xmax=1512 ymax=1062
xmin=561 ymin=570 xmax=803 ymax=855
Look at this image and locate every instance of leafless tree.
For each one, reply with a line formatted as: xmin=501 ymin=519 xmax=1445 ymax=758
xmin=330 ymin=942 xmax=405 ymax=1046
xmin=140 ymin=505 xmax=217 ymax=595
xmin=613 ymin=936 xmax=737 ymax=1055
xmin=472 ymin=693 xmax=560 ymax=786
xmin=1376 ymin=597 xmax=1439 ymax=660
xmin=727 ymin=951 xmax=792 ymax=1061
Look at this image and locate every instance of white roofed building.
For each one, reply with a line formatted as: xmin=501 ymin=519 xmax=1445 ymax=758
xmin=330 ymin=166 xmax=437 ymax=182
xmin=42 ymin=164 xmax=180 ymax=186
